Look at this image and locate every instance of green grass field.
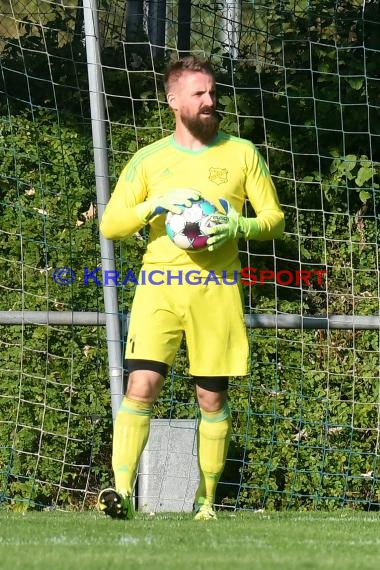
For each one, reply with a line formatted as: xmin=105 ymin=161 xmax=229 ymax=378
xmin=0 ymin=510 xmax=379 ymax=570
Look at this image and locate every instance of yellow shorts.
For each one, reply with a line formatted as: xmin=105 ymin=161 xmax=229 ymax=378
xmin=125 ymin=267 xmax=249 ymax=377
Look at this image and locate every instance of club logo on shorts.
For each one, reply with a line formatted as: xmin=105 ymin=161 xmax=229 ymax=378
xmin=209 ymin=167 xmax=228 ymax=185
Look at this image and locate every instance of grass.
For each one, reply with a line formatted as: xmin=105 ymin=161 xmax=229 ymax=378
xmin=0 ymin=510 xmax=379 ymax=570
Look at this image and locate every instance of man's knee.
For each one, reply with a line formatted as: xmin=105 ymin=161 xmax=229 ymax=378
xmin=124 ymin=359 xmax=168 ymax=403
xmin=194 ymin=377 xmax=229 ymax=412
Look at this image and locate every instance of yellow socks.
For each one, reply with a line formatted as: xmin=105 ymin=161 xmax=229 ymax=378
xmin=195 ymin=403 xmax=232 ymax=506
xmin=112 ymin=397 xmax=152 ymax=496
xmin=112 ymin=397 xmax=231 ymax=505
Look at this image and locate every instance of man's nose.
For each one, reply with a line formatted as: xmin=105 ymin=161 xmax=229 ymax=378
xmin=204 ymin=93 xmax=215 ymax=107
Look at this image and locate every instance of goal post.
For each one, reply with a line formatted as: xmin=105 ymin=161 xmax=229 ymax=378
xmin=83 ymin=0 xmax=123 ymax=421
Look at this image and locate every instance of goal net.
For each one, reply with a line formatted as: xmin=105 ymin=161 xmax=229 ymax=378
xmin=1 ymin=0 xmax=379 ymax=511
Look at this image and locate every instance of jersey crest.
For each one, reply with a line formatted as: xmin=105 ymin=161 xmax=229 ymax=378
xmin=209 ymin=167 xmax=228 ymax=185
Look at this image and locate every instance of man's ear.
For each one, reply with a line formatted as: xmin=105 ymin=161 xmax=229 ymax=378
xmin=167 ymin=91 xmax=177 ymax=111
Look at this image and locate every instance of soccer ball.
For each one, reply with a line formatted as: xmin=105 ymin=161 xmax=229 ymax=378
xmin=165 ymin=198 xmax=219 ymax=251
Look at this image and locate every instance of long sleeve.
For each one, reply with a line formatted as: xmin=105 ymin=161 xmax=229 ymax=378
xmin=100 ymin=157 xmax=147 ymax=240
xmin=245 ymin=146 xmax=285 ymax=240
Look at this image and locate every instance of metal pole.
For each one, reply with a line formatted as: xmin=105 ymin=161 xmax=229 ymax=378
xmin=148 ymin=0 xmax=167 ymax=58
xmin=220 ymin=0 xmax=241 ymax=59
xmin=126 ymin=0 xmax=145 ymax=40
xmin=178 ymin=0 xmax=191 ymax=55
xmin=1 ymin=311 xmax=380 ymax=330
xmin=83 ymin=0 xmax=124 ymax=420
xmin=244 ymin=314 xmax=380 ymax=330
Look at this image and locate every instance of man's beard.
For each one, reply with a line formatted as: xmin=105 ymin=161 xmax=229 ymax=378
xmin=181 ymin=108 xmax=219 ymax=144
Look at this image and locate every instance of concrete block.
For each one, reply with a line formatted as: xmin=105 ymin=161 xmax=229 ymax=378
xmin=137 ymin=418 xmax=199 ymax=512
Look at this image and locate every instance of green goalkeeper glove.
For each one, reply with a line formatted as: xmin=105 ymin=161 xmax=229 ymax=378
xmin=207 ymin=198 xmax=260 ymax=252
xmin=135 ymin=188 xmax=201 ymax=224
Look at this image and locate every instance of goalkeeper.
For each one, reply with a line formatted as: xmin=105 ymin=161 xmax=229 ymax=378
xmin=98 ymin=55 xmax=285 ymax=521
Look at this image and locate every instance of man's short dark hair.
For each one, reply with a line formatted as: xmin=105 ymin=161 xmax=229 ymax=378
xmin=164 ymin=55 xmax=215 ymax=94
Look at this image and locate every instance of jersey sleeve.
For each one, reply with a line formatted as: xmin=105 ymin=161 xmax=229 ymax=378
xmin=245 ymin=145 xmax=285 ymax=240
xmin=100 ymin=155 xmax=148 ymax=240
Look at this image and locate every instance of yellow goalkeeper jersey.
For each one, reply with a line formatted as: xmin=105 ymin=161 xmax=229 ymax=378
xmin=100 ymin=132 xmax=284 ymax=276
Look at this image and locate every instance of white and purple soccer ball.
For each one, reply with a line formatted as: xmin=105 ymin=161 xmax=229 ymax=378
xmin=165 ymin=198 xmax=219 ymax=251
